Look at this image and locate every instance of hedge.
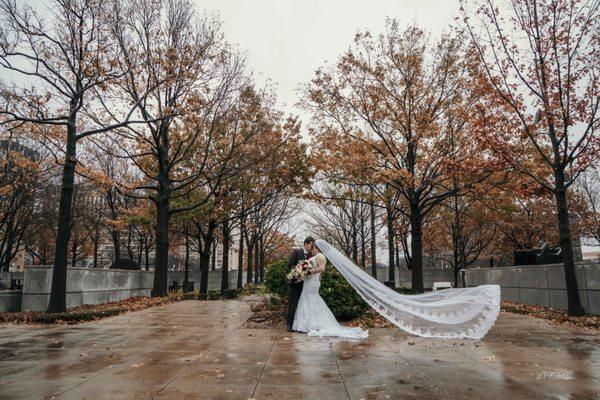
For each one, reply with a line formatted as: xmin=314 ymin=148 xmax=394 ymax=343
xmin=264 ymin=260 xmax=368 ymax=320
xmin=319 ymin=265 xmax=368 ymax=320
xmin=264 ymin=259 xmax=288 ymax=297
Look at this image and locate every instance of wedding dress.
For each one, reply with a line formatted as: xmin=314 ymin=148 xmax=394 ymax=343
xmin=304 ymin=239 xmax=500 ymax=340
xmin=293 ymin=253 xmax=369 ymax=339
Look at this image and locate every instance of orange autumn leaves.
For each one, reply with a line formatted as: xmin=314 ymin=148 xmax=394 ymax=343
xmin=302 ymin=10 xmax=598 ymax=276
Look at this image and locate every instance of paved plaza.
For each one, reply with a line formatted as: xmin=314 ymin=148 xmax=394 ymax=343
xmin=0 ymin=299 xmax=598 ymax=400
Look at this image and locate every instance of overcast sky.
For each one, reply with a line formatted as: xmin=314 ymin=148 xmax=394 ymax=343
xmin=197 ymin=0 xmax=458 ymax=119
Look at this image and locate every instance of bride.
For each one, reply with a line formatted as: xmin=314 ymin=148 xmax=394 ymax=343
xmin=292 ymin=239 xmax=500 ymax=340
xmin=292 ymin=243 xmax=369 ymax=339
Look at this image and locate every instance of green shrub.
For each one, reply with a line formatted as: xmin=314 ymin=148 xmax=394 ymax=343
xmin=264 ymin=259 xmax=368 ymax=320
xmin=320 ymin=265 xmax=368 ymax=320
xmin=197 ymin=293 xmax=208 ymax=300
xmin=394 ymin=287 xmax=413 ymax=295
xmin=223 ymin=289 xmax=239 ymax=299
xmin=264 ymin=259 xmax=288 ymax=297
xmin=207 ymin=290 xmax=221 ymax=300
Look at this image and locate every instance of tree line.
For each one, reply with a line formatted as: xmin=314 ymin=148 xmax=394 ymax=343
xmin=0 ymin=0 xmax=598 ymax=318
xmin=0 ymin=0 xmax=308 ymax=312
xmin=302 ymin=0 xmax=598 ymax=316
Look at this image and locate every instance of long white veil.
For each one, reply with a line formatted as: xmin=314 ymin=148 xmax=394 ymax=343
xmin=316 ymin=239 xmax=500 ymax=339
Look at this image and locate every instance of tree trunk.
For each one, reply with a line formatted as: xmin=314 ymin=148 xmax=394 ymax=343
xmin=351 ymin=223 xmax=358 ymax=264
xmin=554 ymin=175 xmax=585 ymax=316
xmin=395 ymin=239 xmax=400 ymax=270
xmin=137 ymin=236 xmax=143 ymax=267
xmin=237 ymin=217 xmax=245 ymax=289
xmin=145 ymin=245 xmax=150 ymax=271
xmin=410 ymin=202 xmax=424 ymax=293
xmin=71 ymin=240 xmax=78 ymax=268
xmin=183 ymin=227 xmax=190 ymax=291
xmin=221 ymin=220 xmax=230 ymax=294
xmin=127 ymin=227 xmax=135 ymax=260
xmin=253 ymin=240 xmax=259 ymax=284
xmin=246 ymin=237 xmax=253 ymax=284
xmin=386 ymin=205 xmax=395 ymax=286
xmin=211 ymin=240 xmax=217 ymax=271
xmin=151 ymin=123 xmax=171 ymax=297
xmin=451 ymin=192 xmax=465 ymax=288
xmin=152 ymin=195 xmax=170 ymax=297
xmin=93 ymin=227 xmax=99 ymax=268
xmin=199 ymin=249 xmax=211 ymax=294
xmin=453 ymin=268 xmax=460 ymax=289
xmin=259 ymin=235 xmax=265 ymax=283
xmin=370 ymin=200 xmax=377 ymax=278
xmin=360 ymin=217 xmax=366 ymax=269
xmin=111 ymin=231 xmax=121 ymax=262
xmin=452 ymin=244 xmax=460 ymax=288
xmin=47 ymin=129 xmax=77 ymax=313
xmin=199 ymin=222 xmax=216 ymax=295
xmin=0 ymin=220 xmax=13 ymax=271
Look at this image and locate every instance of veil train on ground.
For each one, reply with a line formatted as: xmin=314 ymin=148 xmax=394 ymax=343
xmin=316 ymin=239 xmax=500 ymax=339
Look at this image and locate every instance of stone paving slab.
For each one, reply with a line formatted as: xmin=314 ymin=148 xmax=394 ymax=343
xmin=0 ymin=299 xmax=599 ymax=399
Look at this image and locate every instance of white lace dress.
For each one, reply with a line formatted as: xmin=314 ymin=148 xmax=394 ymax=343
xmin=292 ymin=254 xmax=368 ymax=339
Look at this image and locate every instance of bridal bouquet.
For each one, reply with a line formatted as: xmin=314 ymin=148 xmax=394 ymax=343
xmin=287 ymin=259 xmax=313 ymax=282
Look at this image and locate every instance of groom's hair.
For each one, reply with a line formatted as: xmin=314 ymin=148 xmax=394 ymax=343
xmin=304 ymin=236 xmax=315 ymax=245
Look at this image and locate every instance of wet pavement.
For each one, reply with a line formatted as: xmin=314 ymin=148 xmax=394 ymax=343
xmin=0 ymin=299 xmax=598 ymax=400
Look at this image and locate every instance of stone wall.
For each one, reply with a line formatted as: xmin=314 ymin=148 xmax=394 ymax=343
xmin=22 ymin=267 xmax=154 ymax=312
xmin=0 ymin=291 xmax=21 ymax=312
xmin=167 ymin=270 xmax=245 ymax=291
xmin=463 ymin=261 xmax=600 ymax=314
xmin=0 ymin=271 xmax=24 ymax=287
xmin=375 ymin=266 xmax=458 ymax=289
xmin=17 ymin=267 xmax=247 ymax=312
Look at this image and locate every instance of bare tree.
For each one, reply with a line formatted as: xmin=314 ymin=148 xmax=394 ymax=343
xmin=0 ymin=136 xmax=39 ymax=271
xmin=310 ymin=183 xmax=376 ymax=265
xmin=462 ymin=0 xmax=599 ymax=315
xmin=303 ymin=21 xmax=482 ymax=292
xmin=106 ymin=0 xmax=248 ymax=296
xmin=576 ymin=168 xmax=600 ymax=246
xmin=0 ymin=0 xmax=145 ymax=312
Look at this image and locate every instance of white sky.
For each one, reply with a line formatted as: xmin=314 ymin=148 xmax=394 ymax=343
xmin=197 ymin=0 xmax=457 ymax=118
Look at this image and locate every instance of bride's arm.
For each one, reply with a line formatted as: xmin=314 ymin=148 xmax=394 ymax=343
xmin=314 ymin=253 xmax=327 ymax=273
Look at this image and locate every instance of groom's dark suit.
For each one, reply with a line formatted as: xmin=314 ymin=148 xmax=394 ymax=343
xmin=286 ymin=248 xmax=311 ymax=330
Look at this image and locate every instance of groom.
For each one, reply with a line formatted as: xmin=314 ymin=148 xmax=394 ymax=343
xmin=285 ymin=236 xmax=315 ymax=332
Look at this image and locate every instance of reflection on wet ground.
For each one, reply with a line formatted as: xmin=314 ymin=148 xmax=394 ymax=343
xmin=0 ymin=300 xmax=598 ymax=399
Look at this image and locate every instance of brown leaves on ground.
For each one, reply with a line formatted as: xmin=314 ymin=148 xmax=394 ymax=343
xmin=0 ymin=295 xmax=187 ymax=325
xmin=342 ymin=309 xmax=394 ymax=329
xmin=242 ymin=296 xmax=286 ymax=329
xmin=501 ymin=301 xmax=600 ymax=331
xmin=348 ymin=303 xmax=600 ymax=331
xmin=242 ymin=296 xmax=395 ymax=329
xmin=243 ymin=296 xmax=600 ymax=332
